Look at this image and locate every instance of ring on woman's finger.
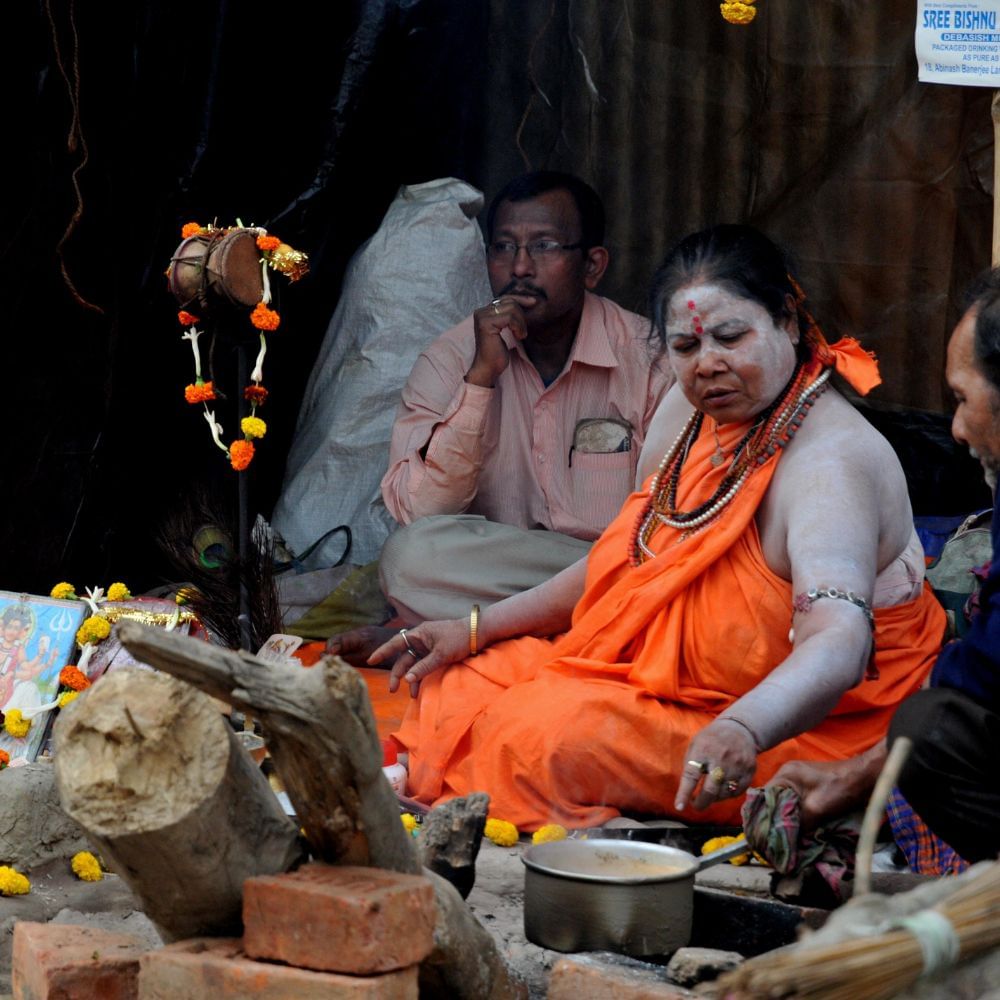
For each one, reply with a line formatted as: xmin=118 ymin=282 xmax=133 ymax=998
xmin=726 ymin=780 xmax=740 ymax=794
xmin=686 ymin=759 xmax=708 ymax=773
xmin=709 ymin=766 xmax=726 ymax=785
xmin=398 ymin=627 xmax=419 ymax=659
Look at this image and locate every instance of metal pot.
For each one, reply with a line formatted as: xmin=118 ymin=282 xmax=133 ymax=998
xmin=521 ymin=837 xmax=750 ymax=956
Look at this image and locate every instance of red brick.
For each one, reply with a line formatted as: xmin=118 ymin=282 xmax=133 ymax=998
xmin=547 ymin=956 xmax=693 ymax=1000
xmin=138 ymin=938 xmax=418 ymax=999
xmin=13 ymin=921 xmax=147 ymax=1000
xmin=242 ymin=863 xmax=436 ymax=974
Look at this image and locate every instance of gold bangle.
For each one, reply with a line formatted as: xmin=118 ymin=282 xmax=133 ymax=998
xmin=469 ymin=603 xmax=480 ymax=657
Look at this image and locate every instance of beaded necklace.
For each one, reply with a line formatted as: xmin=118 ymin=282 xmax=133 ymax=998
xmin=629 ymin=362 xmax=832 ymax=565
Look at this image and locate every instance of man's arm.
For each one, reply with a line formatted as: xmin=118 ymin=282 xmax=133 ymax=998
xmin=381 ymin=300 xmax=528 ymax=524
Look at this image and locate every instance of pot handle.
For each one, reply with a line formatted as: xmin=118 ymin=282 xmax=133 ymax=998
xmin=695 ymin=838 xmax=755 ymax=871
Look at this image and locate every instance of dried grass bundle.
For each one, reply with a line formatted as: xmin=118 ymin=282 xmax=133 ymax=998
xmin=717 ymin=860 xmax=1000 ymax=1000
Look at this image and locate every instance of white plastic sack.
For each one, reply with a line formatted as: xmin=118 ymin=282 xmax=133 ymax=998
xmin=272 ymin=177 xmax=492 ymax=568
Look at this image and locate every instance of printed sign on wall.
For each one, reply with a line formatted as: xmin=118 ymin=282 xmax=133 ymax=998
xmin=916 ymin=1 xmax=1000 ymax=86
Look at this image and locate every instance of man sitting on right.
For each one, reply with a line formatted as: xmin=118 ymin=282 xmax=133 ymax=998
xmin=772 ymin=268 xmax=1000 ymax=866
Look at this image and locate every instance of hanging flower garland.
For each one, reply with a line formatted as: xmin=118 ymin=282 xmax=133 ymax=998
xmin=168 ymin=222 xmax=308 ymax=472
xmin=721 ymin=0 xmax=757 ymax=24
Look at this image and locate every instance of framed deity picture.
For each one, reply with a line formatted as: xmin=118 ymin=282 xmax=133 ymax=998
xmin=0 ymin=591 xmax=86 ymax=765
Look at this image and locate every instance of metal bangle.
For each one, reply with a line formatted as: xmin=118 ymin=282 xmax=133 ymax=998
xmin=469 ymin=603 xmax=480 ymax=657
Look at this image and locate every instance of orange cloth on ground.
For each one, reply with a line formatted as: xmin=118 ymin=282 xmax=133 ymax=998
xmin=394 ymin=377 xmax=945 ymax=831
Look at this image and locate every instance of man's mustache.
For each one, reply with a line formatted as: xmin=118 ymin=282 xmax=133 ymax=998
xmin=498 ymin=281 xmax=547 ymax=300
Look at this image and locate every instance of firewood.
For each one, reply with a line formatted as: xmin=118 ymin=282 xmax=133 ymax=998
xmin=418 ymin=792 xmax=489 ymax=899
xmin=115 ymin=622 xmax=527 ymax=999
xmin=52 ymin=668 xmax=306 ymax=942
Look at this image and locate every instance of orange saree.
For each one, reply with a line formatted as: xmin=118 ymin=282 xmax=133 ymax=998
xmin=394 ymin=352 xmax=945 ymax=830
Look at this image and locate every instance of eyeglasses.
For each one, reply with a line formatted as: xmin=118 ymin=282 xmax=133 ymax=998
xmin=486 ymin=240 xmax=584 ymax=261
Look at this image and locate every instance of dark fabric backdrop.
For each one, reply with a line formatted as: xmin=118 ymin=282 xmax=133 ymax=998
xmin=2 ymin=0 xmax=992 ymax=594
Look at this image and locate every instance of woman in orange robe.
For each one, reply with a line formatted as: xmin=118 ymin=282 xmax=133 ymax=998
xmin=373 ymin=225 xmax=945 ymax=830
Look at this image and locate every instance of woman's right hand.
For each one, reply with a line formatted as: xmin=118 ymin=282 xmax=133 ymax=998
xmin=369 ymin=618 xmax=472 ymax=697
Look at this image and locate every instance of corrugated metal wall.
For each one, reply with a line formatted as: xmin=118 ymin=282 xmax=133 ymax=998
xmin=481 ymin=0 xmax=993 ymax=410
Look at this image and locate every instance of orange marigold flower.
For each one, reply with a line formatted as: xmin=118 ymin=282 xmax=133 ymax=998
xmin=250 ymin=302 xmax=281 ymax=331
xmin=0 ymin=749 xmax=9 ymax=769
xmin=178 ymin=310 xmax=200 ymax=327
xmin=181 ymin=222 xmax=202 ymax=239
xmin=59 ymin=665 xmax=91 ymax=691
xmin=184 ymin=381 xmax=216 ymax=404
xmin=256 ymin=235 xmax=281 ymax=252
xmin=229 ymin=439 xmax=255 ymax=471
xmin=244 ymin=384 xmax=269 ymax=405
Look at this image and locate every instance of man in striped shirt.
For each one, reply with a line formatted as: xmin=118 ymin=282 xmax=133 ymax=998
xmin=376 ymin=171 xmax=671 ymax=624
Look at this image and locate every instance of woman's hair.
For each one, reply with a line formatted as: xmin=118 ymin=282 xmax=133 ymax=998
xmin=649 ymin=224 xmax=806 ymax=352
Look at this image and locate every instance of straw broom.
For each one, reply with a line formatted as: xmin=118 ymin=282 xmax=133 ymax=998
xmin=716 ymin=859 xmax=1000 ymax=999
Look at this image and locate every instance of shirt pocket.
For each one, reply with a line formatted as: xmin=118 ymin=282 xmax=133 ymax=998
xmin=568 ymin=449 xmax=635 ymax=531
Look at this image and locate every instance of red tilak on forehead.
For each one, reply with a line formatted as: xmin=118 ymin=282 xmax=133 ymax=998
xmin=686 ymin=299 xmax=704 ymax=336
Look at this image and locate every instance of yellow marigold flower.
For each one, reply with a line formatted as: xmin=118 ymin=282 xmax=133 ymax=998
xmin=3 ymin=710 xmax=30 ymax=739
xmin=58 ymin=691 xmax=80 ymax=709
xmin=532 ymin=824 xmax=568 ymax=845
xmin=106 ymin=582 xmax=131 ymax=602
xmin=720 ymin=1 xmax=757 ymax=25
xmin=71 ymin=851 xmax=103 ymax=882
xmin=76 ymin=616 xmax=111 ymax=647
xmin=701 ymin=834 xmax=753 ymax=865
xmin=181 ymin=222 xmax=202 ymax=239
xmin=484 ymin=818 xmax=519 ymax=847
xmin=241 ymin=416 xmax=267 ymax=440
xmin=0 ymin=866 xmax=30 ymax=896
xmin=400 ymin=813 xmax=419 ymax=834
xmin=50 ymin=582 xmax=77 ymax=600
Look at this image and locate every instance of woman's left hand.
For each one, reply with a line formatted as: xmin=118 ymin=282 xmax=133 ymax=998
xmin=674 ymin=718 xmax=759 ymax=812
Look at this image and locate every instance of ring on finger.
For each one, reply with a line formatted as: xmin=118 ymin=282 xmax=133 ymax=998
xmin=686 ymin=759 xmax=708 ymax=774
xmin=709 ymin=766 xmax=726 ymax=785
xmin=491 ymin=297 xmax=502 ymax=315
xmin=398 ymin=627 xmax=419 ymax=659
xmin=726 ymin=780 xmax=740 ymax=794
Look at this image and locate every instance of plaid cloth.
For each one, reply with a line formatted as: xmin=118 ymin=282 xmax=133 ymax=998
xmin=886 ymin=786 xmax=969 ymax=876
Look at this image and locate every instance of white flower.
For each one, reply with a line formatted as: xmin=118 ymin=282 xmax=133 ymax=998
xmin=251 ymin=333 xmax=268 ymax=383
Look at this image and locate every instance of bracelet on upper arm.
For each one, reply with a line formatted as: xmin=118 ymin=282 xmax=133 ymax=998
xmin=469 ymin=603 xmax=480 ymax=657
xmin=791 ymin=586 xmax=878 ymax=679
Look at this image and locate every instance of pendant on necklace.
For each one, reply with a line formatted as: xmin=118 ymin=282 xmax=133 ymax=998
xmin=710 ymin=446 xmax=725 ymax=467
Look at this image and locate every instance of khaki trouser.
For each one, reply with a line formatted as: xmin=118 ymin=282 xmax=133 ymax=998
xmin=378 ymin=514 xmax=592 ymax=624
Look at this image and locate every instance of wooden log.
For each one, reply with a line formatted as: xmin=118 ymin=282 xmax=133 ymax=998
xmin=418 ymin=792 xmax=489 ymax=899
xmin=115 ymin=620 xmax=416 ymax=873
xmin=116 ymin=623 xmax=527 ymax=998
xmin=52 ymin=668 xmax=306 ymax=942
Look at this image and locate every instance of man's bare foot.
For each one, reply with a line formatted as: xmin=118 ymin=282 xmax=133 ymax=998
xmin=326 ymin=625 xmax=397 ymax=668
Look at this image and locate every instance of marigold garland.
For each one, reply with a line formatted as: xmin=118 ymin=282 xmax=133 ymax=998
xmin=4 ymin=710 xmax=30 ymax=739
xmin=531 ymin=823 xmax=568 ymax=845
xmin=484 ymin=818 xmax=519 ymax=847
xmin=50 ymin=582 xmax=76 ymax=600
xmin=60 ymin=665 xmax=91 ymax=691
xmin=0 ymin=749 xmax=9 ymax=769
xmin=169 ymin=221 xmax=307 ymax=471
xmin=58 ymin=691 xmax=80 ymax=709
xmin=71 ymin=851 xmax=103 ymax=882
xmin=106 ymin=582 xmax=132 ymax=602
xmin=0 ymin=866 xmax=30 ymax=896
